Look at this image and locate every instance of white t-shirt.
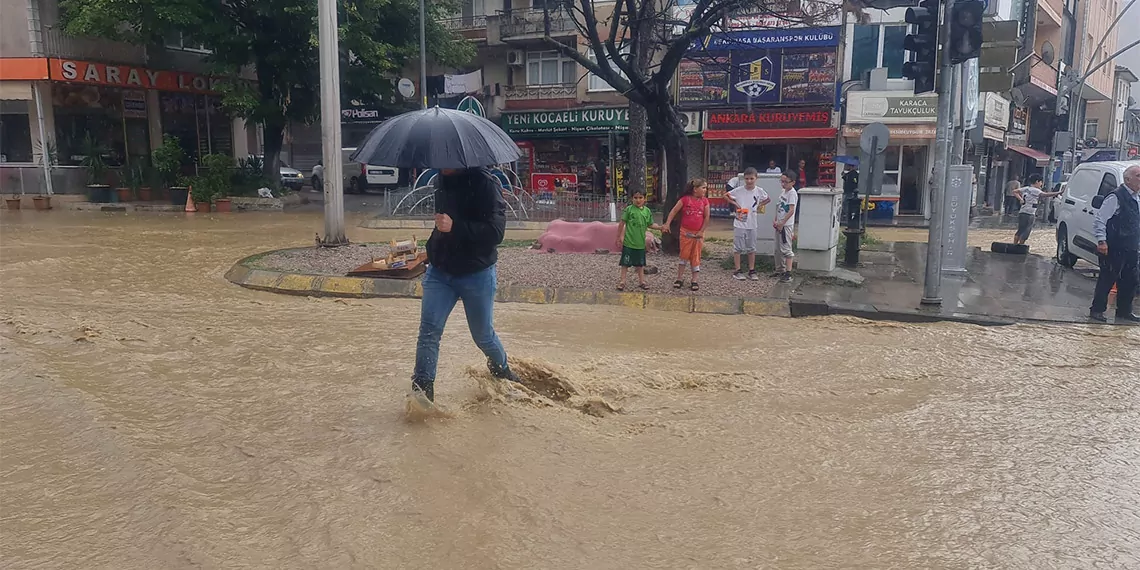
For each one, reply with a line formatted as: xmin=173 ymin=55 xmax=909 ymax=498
xmin=776 ymin=189 xmax=799 ymax=228
xmin=727 ymin=174 xmax=744 ymax=190
xmin=728 ymin=186 xmax=768 ymax=230
xmin=1018 ymin=186 xmax=1043 ymax=215
xmin=766 ymin=166 xmax=782 ymax=174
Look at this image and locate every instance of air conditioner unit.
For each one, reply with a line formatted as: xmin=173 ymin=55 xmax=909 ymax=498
xmin=680 ymin=111 xmax=702 ymax=134
xmin=507 ymin=51 xmax=525 ymax=66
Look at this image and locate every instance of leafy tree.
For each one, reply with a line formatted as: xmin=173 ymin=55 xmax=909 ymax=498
xmin=540 ymin=0 xmax=851 ymax=242
xmin=61 ymin=0 xmax=472 ymax=183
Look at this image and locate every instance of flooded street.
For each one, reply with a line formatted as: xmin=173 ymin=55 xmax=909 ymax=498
xmin=2 ymin=210 xmax=1139 ymax=569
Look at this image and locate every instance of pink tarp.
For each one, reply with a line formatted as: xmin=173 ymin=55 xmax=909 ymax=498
xmin=535 ymin=220 xmax=659 ymax=253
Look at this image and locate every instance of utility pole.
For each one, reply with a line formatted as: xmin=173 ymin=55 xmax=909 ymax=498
xmin=420 ymin=0 xmax=428 ymax=109
xmin=921 ymin=0 xmax=956 ymax=305
xmin=318 ymin=0 xmax=347 ymax=245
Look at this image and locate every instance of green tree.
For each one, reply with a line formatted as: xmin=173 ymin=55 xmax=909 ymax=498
xmin=61 ymin=0 xmax=472 ymax=183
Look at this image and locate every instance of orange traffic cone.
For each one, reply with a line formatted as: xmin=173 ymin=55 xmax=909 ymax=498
xmin=184 ymin=185 xmax=196 ymax=212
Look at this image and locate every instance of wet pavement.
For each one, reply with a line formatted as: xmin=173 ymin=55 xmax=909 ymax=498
xmin=796 ymin=242 xmax=1115 ymax=325
xmin=2 ymin=210 xmax=1140 ymax=569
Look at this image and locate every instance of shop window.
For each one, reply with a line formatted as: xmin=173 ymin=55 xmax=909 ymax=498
xmin=53 ymin=85 xmax=150 ymax=167
xmin=0 ymin=101 xmax=33 ymax=164
xmin=164 ymin=31 xmax=211 ymax=53
xmin=586 ymin=47 xmax=629 ymax=92
xmin=1084 ymin=119 xmax=1099 ymax=140
xmin=160 ymin=93 xmax=233 ymax=163
xmin=526 ymin=51 xmax=576 ymax=86
xmin=850 ymin=24 xmax=908 ymax=81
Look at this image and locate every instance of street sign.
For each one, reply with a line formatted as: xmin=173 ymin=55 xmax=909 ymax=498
xmin=942 ymin=165 xmax=974 ymax=273
xmin=859 ymin=122 xmax=890 ymax=155
xmin=398 ymin=78 xmax=415 ymax=98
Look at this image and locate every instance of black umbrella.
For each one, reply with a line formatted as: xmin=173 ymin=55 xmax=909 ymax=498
xmin=349 ymin=107 xmax=520 ymax=169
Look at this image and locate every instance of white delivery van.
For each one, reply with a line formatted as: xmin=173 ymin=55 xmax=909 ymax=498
xmin=1055 ymin=159 xmax=1140 ymax=267
xmin=342 ymin=148 xmax=399 ymax=193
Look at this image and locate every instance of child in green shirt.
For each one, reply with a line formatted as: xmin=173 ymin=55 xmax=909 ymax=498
xmin=615 ymin=191 xmax=661 ymax=291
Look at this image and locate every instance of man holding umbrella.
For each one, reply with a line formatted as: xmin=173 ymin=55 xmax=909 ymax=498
xmin=350 ymin=107 xmax=524 ymax=412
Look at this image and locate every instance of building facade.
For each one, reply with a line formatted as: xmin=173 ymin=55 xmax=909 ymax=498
xmin=0 ymin=0 xmax=258 ymax=196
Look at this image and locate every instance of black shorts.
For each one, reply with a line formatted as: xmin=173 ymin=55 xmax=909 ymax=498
xmin=619 ymin=246 xmax=647 ymax=267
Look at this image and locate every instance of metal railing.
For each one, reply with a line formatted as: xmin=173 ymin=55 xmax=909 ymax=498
xmin=498 ymin=8 xmax=577 ymax=38
xmin=441 ymin=15 xmax=488 ymax=31
xmin=40 ymin=28 xmax=147 ymax=64
xmin=503 ymin=83 xmax=577 ymax=100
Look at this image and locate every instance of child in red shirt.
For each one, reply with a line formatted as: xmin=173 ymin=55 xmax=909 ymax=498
xmin=663 ymin=178 xmax=711 ymax=291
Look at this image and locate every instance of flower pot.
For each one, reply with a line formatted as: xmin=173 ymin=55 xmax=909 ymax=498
xmin=194 ymin=201 xmax=211 ymax=213
xmin=116 ymin=187 xmax=133 ymax=202
xmin=4 ymin=198 xmax=21 ymax=210
xmin=32 ymin=196 xmax=51 ymax=210
xmin=213 ymin=198 xmax=232 ymax=213
xmin=169 ymin=186 xmax=189 ymax=206
xmin=88 ymin=184 xmax=112 ymax=203
xmin=138 ymin=187 xmax=153 ymax=201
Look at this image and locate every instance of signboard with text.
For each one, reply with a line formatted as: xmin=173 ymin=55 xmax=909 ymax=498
xmin=501 ymin=108 xmax=628 ymax=136
xmin=531 ymin=173 xmax=577 ymax=194
xmin=49 ymin=58 xmax=220 ymax=94
xmin=845 ymin=91 xmax=939 ymax=124
xmin=706 ymin=107 xmax=831 ymax=130
xmin=691 ymin=27 xmax=841 ymax=51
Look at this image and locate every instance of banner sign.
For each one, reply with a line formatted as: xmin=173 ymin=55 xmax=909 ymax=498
xmin=846 ymin=92 xmax=939 ymax=123
xmin=691 ymin=27 xmax=841 ymax=51
xmin=706 ymin=107 xmax=831 ymax=130
xmin=49 ymin=58 xmax=220 ymax=94
xmin=501 ymin=107 xmax=628 ymax=136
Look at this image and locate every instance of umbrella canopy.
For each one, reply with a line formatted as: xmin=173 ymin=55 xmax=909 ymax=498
xmin=349 ymin=107 xmax=520 ymax=169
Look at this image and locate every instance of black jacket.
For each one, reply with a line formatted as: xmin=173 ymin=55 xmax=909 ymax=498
xmin=426 ymin=168 xmax=507 ymax=276
xmin=1106 ymin=184 xmax=1140 ymax=252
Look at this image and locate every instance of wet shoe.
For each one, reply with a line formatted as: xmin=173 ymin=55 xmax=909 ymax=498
xmin=405 ymin=388 xmax=454 ymax=419
xmin=489 ymin=360 xmax=521 ymax=383
xmin=1115 ymin=313 xmax=1140 ymax=323
xmin=748 ymin=270 xmax=758 ymax=281
xmin=779 ymin=272 xmax=793 ymax=283
xmin=732 ymin=271 xmax=745 ymax=280
xmin=1089 ymin=311 xmax=1108 ymax=322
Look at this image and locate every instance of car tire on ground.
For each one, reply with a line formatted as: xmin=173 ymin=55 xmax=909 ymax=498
xmin=346 ymin=177 xmax=359 ymax=194
xmin=1055 ymin=226 xmax=1079 ymax=268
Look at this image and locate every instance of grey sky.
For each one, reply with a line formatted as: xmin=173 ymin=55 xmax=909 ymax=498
xmin=1120 ymin=8 xmax=1140 ymax=104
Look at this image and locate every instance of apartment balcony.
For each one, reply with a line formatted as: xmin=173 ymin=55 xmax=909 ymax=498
xmin=502 ymin=83 xmax=578 ymax=109
xmin=498 ymin=9 xmax=577 ymax=41
xmin=40 ymin=27 xmax=147 ymax=65
xmin=441 ymin=15 xmax=488 ymax=40
xmin=1013 ymin=53 xmax=1058 ymax=103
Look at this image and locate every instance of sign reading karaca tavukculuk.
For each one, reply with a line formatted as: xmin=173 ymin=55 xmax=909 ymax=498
xmin=846 ymin=91 xmax=939 ymax=124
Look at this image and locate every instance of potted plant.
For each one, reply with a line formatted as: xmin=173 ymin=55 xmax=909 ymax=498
xmin=79 ymin=134 xmax=111 ymax=203
xmin=200 ymin=153 xmax=234 ymax=213
xmin=153 ymin=135 xmax=186 ymax=206
xmin=126 ymin=163 xmax=151 ymax=201
xmin=32 ymin=195 xmax=51 ymax=210
xmin=189 ymin=176 xmax=214 ymax=212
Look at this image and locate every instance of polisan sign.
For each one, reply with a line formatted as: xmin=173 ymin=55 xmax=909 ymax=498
xmin=48 ymin=58 xmax=221 ymax=94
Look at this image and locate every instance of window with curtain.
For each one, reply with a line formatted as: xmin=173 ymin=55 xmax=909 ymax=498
xmin=526 ymin=51 xmax=576 ymax=85
xmin=1085 ymin=119 xmax=1099 ymax=139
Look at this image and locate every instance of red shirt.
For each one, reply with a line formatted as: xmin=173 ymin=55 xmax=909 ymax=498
xmin=679 ymin=195 xmax=709 ymax=232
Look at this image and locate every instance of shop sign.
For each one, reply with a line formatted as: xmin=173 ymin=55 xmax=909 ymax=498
xmin=531 ymin=173 xmax=577 ymax=193
xmin=49 ymin=58 xmax=220 ymax=94
xmin=342 ymin=107 xmax=382 ymax=122
xmin=501 ymin=108 xmax=628 ymax=136
xmin=691 ymin=26 xmax=841 ymax=51
xmin=456 ymin=95 xmax=486 ymax=118
xmin=982 ymin=93 xmax=1010 ymax=130
xmin=983 ymin=125 xmax=1005 ymax=142
xmin=1011 ymin=106 xmax=1028 ymax=134
xmin=707 ymin=107 xmax=830 ymax=130
xmin=723 ymin=5 xmax=842 ymax=29
xmin=680 ymin=48 xmax=836 ymax=106
xmin=846 ymin=91 xmax=938 ymax=123
xmin=842 ymin=124 xmax=936 ymax=139
xmin=122 ymin=90 xmax=147 ymax=119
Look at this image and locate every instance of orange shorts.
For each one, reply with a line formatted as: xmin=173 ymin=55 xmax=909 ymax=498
xmin=678 ymin=232 xmax=703 ymax=269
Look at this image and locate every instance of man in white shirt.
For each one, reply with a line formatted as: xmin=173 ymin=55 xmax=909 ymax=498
xmin=765 ymin=160 xmax=782 ymax=174
xmin=726 ymin=167 xmax=771 ymax=280
xmin=1012 ymin=174 xmax=1063 ymax=245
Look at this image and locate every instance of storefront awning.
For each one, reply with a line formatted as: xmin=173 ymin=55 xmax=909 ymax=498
xmin=1007 ymin=145 xmax=1050 ymax=167
xmin=703 ymin=127 xmax=836 ymax=140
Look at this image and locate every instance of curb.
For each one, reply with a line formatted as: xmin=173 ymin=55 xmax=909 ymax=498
xmin=789 ymin=298 xmax=1016 ymax=327
xmin=225 ymin=249 xmax=792 ymax=318
xmin=360 ymin=218 xmax=549 ymax=231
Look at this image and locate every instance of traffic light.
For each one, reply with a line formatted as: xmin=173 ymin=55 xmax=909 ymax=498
xmin=902 ymin=0 xmax=940 ymax=95
xmin=949 ymin=0 xmax=985 ymax=64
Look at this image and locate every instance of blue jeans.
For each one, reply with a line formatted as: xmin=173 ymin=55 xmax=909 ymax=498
xmin=412 ymin=265 xmax=508 ymax=398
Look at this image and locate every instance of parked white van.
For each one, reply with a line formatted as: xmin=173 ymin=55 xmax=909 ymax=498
xmin=1055 ymin=159 xmax=1140 ymax=267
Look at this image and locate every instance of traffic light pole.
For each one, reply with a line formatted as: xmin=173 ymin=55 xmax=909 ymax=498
xmin=921 ymin=0 xmax=957 ymax=306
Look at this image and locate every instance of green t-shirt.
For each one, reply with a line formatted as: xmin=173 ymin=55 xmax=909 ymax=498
xmin=621 ymin=204 xmax=653 ymax=250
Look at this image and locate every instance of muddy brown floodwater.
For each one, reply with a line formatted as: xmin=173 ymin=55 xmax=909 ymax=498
xmin=2 ymin=210 xmax=1139 ymax=569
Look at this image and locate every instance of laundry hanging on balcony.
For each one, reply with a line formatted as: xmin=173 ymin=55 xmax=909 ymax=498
xmin=444 ymin=70 xmax=483 ymax=95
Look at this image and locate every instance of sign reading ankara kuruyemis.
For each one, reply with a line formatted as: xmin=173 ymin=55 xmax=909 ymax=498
xmin=500 ymin=108 xmax=629 ymax=136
